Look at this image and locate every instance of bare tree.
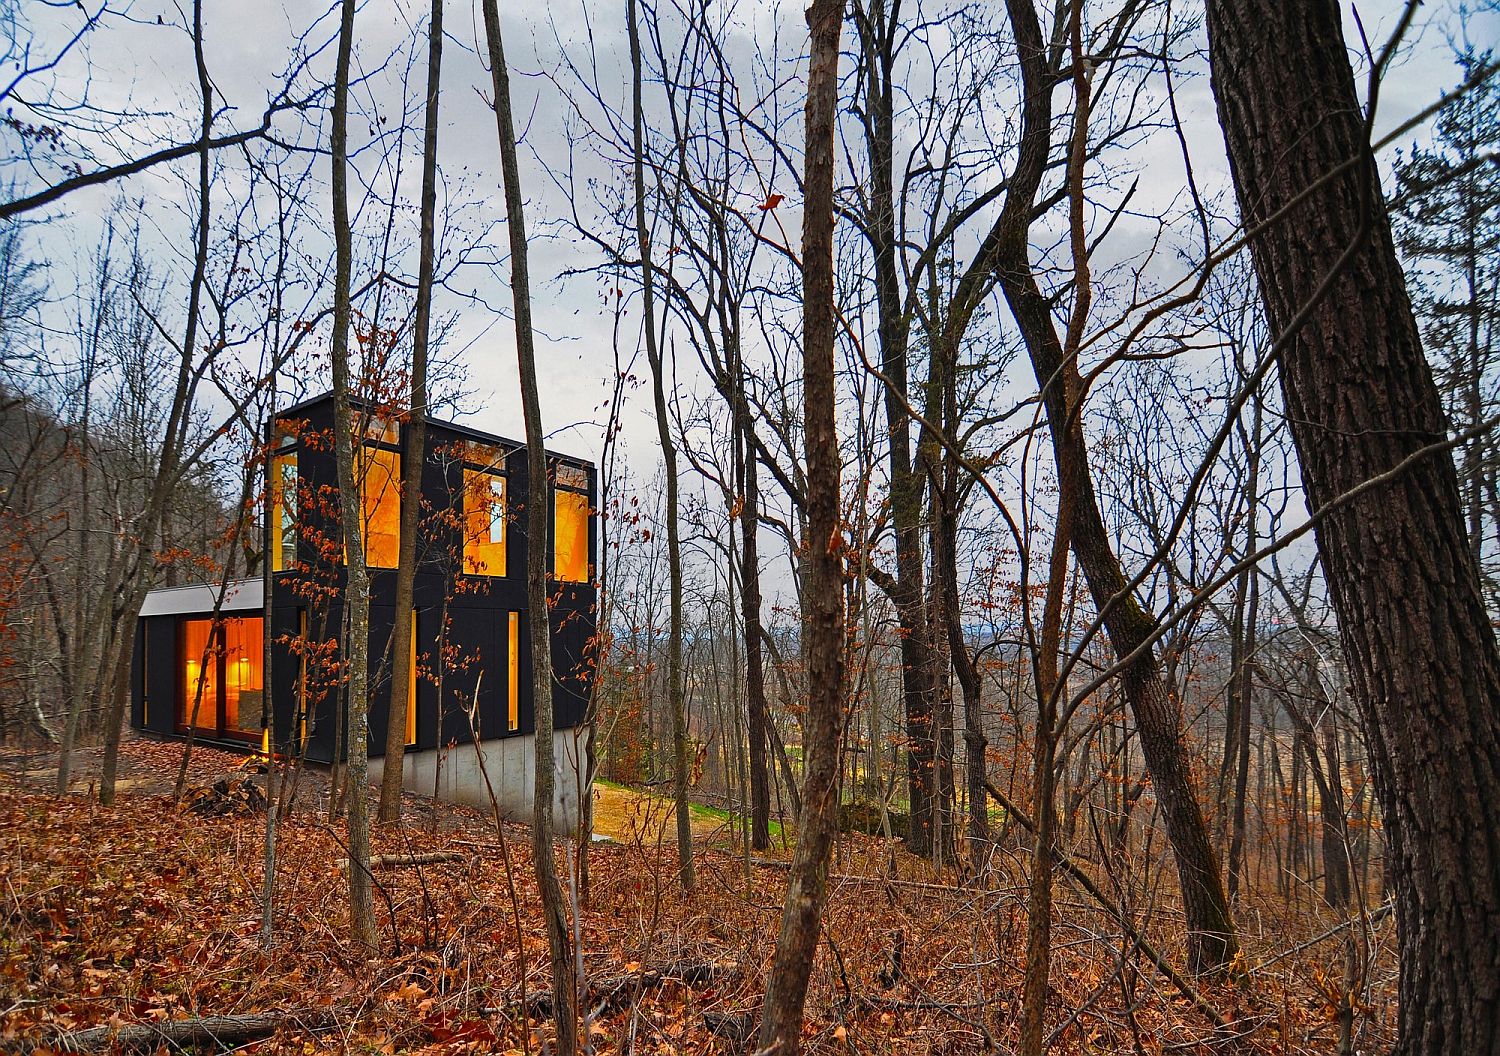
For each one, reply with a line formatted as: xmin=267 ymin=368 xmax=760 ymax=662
xmin=756 ymin=0 xmax=845 ymax=1050
xmin=1205 ymin=0 xmax=1500 ymax=1048
xmin=378 ymin=0 xmax=443 ymax=825
xmin=327 ymin=0 xmax=378 ymax=953
xmin=480 ymin=0 xmax=578 ymax=1049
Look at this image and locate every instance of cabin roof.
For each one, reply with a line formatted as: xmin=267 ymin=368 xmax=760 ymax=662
xmin=139 ymin=579 xmax=264 ymax=618
xmin=274 ymin=392 xmax=594 ymax=470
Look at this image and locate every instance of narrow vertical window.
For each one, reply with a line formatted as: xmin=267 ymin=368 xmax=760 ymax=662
xmin=463 ymin=468 xmax=507 ymax=576
xmin=358 ymin=446 xmax=402 ymax=568
xmin=296 ymin=609 xmax=309 ymax=745
xmin=270 ymin=450 xmax=298 ymax=571
xmin=553 ymin=486 xmax=590 ymax=583
xmin=407 ymin=609 xmax=419 ymax=747
xmin=508 ymin=612 xmax=520 ymax=731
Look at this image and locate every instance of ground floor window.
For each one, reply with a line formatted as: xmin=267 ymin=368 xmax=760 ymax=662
xmin=179 ymin=616 xmax=264 ymax=740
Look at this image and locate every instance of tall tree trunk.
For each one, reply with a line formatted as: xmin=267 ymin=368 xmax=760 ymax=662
xmin=261 ymin=383 xmax=279 ymax=948
xmin=626 ymin=0 xmax=694 ymax=891
xmin=328 ymin=0 xmax=377 ymax=954
xmin=1205 ymin=2 xmax=1500 ymax=1048
xmin=755 ymin=1 xmax=845 ymax=1049
xmin=853 ymin=0 xmax=941 ymax=860
xmin=480 ymin=2 xmax=578 ymax=1050
xmin=992 ymin=0 xmax=1237 ymax=974
xmin=1018 ymin=485 xmax=1073 ymax=1056
xmin=97 ymin=0 xmax=217 ymax=806
xmin=377 ymin=0 xmax=442 ymax=825
xmin=737 ymin=354 xmax=772 ymax=851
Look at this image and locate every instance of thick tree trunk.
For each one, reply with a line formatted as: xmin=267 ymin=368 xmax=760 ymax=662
xmin=755 ymin=1 xmax=845 ymax=1049
xmin=480 ymin=1 xmax=578 ymax=1050
xmin=1205 ymin=2 xmax=1500 ymax=1049
xmin=378 ymin=0 xmax=442 ymax=825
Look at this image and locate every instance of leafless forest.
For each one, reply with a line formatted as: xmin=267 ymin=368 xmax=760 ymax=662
xmin=2 ymin=0 xmax=1499 ymax=1053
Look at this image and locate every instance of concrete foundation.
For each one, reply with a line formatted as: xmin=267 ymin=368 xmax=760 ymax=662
xmin=369 ymin=729 xmax=591 ymax=835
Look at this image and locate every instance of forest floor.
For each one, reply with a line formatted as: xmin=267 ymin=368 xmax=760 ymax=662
xmin=1 ymin=739 xmax=1396 ymax=1054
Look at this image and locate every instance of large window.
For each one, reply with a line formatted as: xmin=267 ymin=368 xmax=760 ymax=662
xmin=270 ymin=449 xmax=298 ymax=572
xmin=180 ymin=616 xmax=263 ymax=740
xmin=553 ymin=467 xmax=590 ymax=583
xmin=463 ymin=468 xmax=507 ymax=577
xmin=358 ymin=445 xmax=401 ymax=568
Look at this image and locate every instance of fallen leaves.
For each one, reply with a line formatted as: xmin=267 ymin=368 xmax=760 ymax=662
xmin=0 ymin=740 xmax=1400 ymax=1054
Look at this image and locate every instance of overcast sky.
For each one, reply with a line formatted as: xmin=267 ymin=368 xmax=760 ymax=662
xmin=7 ymin=0 xmax=1495 ymax=606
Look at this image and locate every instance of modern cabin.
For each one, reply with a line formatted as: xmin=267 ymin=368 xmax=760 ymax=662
xmin=130 ymin=393 xmax=597 ymax=831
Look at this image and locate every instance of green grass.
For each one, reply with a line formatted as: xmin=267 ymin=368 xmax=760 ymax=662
xmin=595 ymin=778 xmax=784 ymax=839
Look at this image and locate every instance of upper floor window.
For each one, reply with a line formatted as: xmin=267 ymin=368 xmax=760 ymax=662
xmin=463 ymin=467 xmax=507 ymax=577
xmin=358 ymin=445 xmax=401 ymax=569
xmin=270 ymin=446 xmax=298 ymax=572
xmin=553 ymin=465 xmax=590 ymax=583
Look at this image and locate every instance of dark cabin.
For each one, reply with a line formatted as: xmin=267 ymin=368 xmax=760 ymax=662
xmin=131 ymin=393 xmax=597 ymax=827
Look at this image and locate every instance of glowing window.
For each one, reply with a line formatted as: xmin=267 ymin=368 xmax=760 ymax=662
xmin=181 ymin=619 xmax=219 ymax=733
xmin=222 ymin=618 xmax=264 ymax=736
xmin=407 ymin=610 xmax=418 ymax=746
xmin=358 ymin=446 xmax=401 ymax=569
xmin=270 ymin=450 xmax=298 ymax=572
xmin=508 ymin=612 xmax=520 ymax=731
xmin=180 ymin=617 xmax=263 ymax=739
xmin=553 ymin=488 xmax=590 ymax=583
xmin=463 ymin=469 xmax=507 ymax=577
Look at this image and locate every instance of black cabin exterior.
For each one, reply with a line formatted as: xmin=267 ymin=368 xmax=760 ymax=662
xmin=131 ymin=394 xmax=596 ymax=804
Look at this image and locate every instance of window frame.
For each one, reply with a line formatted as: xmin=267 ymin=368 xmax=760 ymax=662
xmin=355 ymin=438 xmax=402 ymax=570
xmin=461 ymin=456 xmax=510 ymax=579
xmin=551 ymin=462 xmax=591 ymax=584
xmin=177 ymin=615 xmax=264 ymax=743
xmin=270 ymin=443 xmax=299 ymax=573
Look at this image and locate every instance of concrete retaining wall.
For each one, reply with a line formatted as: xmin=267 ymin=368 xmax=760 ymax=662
xmin=369 ymin=729 xmax=591 ymax=835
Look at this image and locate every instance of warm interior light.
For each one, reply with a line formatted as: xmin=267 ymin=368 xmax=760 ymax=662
xmin=553 ymin=488 xmax=590 ymax=583
xmin=463 ymin=468 xmax=506 ymax=577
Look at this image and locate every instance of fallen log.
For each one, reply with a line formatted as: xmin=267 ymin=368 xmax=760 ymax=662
xmin=35 ymin=1009 xmax=339 ymax=1053
xmin=335 ymin=851 xmax=465 ymax=870
xmin=516 ymin=960 xmax=729 ymax=1017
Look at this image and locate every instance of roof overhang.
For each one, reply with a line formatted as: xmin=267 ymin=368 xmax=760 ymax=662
xmin=138 ymin=579 xmax=264 ymax=618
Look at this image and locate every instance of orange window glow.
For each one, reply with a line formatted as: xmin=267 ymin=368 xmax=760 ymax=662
xmin=508 ymin=612 xmax=520 ymax=731
xmin=222 ymin=618 xmax=264 ymax=736
xmin=463 ymin=469 xmax=507 ymax=577
xmin=407 ymin=610 xmax=418 ymax=746
xmin=553 ymin=488 xmax=589 ymax=583
xmin=180 ymin=616 xmax=263 ymax=738
xmin=359 ymin=446 xmax=401 ymax=568
xmin=181 ymin=619 xmax=219 ymax=731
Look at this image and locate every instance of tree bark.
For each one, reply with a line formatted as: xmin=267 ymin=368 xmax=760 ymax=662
xmin=992 ymin=0 xmax=1237 ymax=974
xmin=755 ymin=1 xmax=845 ymax=1050
xmin=737 ymin=355 xmax=772 ymax=851
xmin=328 ymin=0 xmax=378 ymax=955
xmin=480 ymin=1 xmax=578 ymax=1050
xmin=626 ymin=0 xmax=694 ymax=892
xmin=378 ymin=0 xmax=442 ymax=825
xmin=1205 ymin=2 xmax=1500 ymax=1049
xmin=852 ymin=0 xmax=943 ymax=861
